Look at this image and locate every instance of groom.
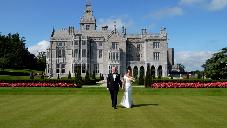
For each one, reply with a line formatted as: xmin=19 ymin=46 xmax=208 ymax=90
xmin=107 ymin=67 xmax=122 ymax=109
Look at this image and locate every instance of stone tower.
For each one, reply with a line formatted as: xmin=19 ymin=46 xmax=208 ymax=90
xmin=80 ymin=1 xmax=96 ymax=31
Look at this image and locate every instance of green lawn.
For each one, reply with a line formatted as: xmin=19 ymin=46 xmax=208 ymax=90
xmin=0 ymin=69 xmax=44 ymax=80
xmin=0 ymin=88 xmax=227 ymax=128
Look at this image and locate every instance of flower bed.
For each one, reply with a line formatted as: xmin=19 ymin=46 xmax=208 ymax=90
xmin=0 ymin=82 xmax=81 ymax=88
xmin=151 ymin=82 xmax=227 ymax=88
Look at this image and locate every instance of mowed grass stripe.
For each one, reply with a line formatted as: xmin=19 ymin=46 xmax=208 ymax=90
xmin=0 ymin=95 xmax=70 ymax=128
xmin=29 ymin=95 xmax=83 ymax=128
xmin=166 ymin=96 xmax=227 ymax=128
xmin=0 ymin=88 xmax=227 ymax=128
xmin=168 ymin=96 xmax=216 ymax=128
xmin=132 ymin=95 xmax=167 ymax=128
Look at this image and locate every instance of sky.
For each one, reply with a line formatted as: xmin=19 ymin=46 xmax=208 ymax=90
xmin=0 ymin=0 xmax=227 ymax=71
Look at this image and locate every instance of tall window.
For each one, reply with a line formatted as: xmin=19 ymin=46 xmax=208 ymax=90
xmin=74 ymin=49 xmax=78 ymax=58
xmin=154 ymin=52 xmax=160 ymax=60
xmin=82 ymin=49 xmax=86 ymax=57
xmin=153 ymin=42 xmax=160 ymax=48
xmin=56 ymin=49 xmax=62 ymax=58
xmin=74 ymin=41 xmax=78 ymax=45
xmin=112 ymin=42 xmax=119 ymax=49
xmin=98 ymin=50 xmax=102 ymax=58
xmin=82 ymin=40 xmax=86 ymax=45
xmin=116 ymin=53 xmax=119 ymax=60
xmin=61 ymin=64 xmax=65 ymax=73
xmin=113 ymin=52 xmax=115 ymax=60
xmin=56 ymin=64 xmax=60 ymax=73
xmin=137 ymin=44 xmax=140 ymax=51
xmin=109 ymin=52 xmax=111 ymax=60
xmin=62 ymin=49 xmax=65 ymax=58
xmin=56 ymin=49 xmax=65 ymax=58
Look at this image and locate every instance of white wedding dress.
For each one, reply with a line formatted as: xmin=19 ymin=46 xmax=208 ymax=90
xmin=120 ymin=75 xmax=133 ymax=108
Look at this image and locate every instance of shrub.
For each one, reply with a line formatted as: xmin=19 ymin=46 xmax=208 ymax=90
xmin=30 ymin=72 xmax=34 ymax=79
xmin=92 ymin=70 xmax=96 ymax=80
xmin=85 ymin=70 xmax=90 ymax=81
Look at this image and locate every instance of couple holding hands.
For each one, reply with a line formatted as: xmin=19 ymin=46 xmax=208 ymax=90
xmin=107 ymin=67 xmax=135 ymax=109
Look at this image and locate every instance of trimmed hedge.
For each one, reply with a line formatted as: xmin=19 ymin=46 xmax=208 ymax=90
xmin=0 ymin=71 xmax=30 ymax=76
xmin=151 ymin=82 xmax=227 ymax=88
xmin=150 ymin=79 xmax=227 ymax=88
xmin=150 ymin=79 xmax=227 ymax=83
xmin=0 ymin=78 xmax=100 ymax=87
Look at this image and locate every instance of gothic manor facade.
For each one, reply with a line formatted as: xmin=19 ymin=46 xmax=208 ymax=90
xmin=45 ymin=3 xmax=174 ymax=78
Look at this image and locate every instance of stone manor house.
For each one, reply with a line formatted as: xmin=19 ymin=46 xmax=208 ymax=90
xmin=45 ymin=2 xmax=174 ymax=78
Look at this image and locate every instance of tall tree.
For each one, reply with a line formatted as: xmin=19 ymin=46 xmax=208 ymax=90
xmin=139 ymin=67 xmax=145 ymax=85
xmin=36 ymin=52 xmax=46 ymax=70
xmin=176 ymin=63 xmax=185 ymax=72
xmin=202 ymin=47 xmax=227 ymax=80
xmin=0 ymin=33 xmax=38 ymax=70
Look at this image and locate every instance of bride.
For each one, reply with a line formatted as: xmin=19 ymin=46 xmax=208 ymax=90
xmin=120 ymin=69 xmax=135 ymax=108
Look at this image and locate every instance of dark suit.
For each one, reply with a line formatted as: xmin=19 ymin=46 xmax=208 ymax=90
xmin=107 ymin=73 xmax=122 ymax=108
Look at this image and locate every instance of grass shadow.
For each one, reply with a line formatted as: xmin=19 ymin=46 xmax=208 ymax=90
xmin=132 ymin=103 xmax=158 ymax=108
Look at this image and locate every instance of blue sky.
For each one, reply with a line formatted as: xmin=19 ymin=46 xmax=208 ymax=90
xmin=0 ymin=0 xmax=227 ymax=71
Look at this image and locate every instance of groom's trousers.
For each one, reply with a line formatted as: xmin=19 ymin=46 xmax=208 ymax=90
xmin=109 ymin=89 xmax=118 ymax=107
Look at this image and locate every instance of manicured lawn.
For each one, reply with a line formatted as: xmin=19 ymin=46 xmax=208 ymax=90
xmin=0 ymin=75 xmax=30 ymax=80
xmin=0 ymin=88 xmax=227 ymax=128
xmin=0 ymin=69 xmax=44 ymax=80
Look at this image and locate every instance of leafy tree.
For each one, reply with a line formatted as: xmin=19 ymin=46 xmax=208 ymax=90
xmin=192 ymin=70 xmax=203 ymax=79
xmin=0 ymin=57 xmax=9 ymax=71
xmin=36 ymin=52 xmax=46 ymax=71
xmin=202 ymin=47 xmax=227 ymax=80
xmin=176 ymin=63 xmax=185 ymax=72
xmin=0 ymin=33 xmax=38 ymax=70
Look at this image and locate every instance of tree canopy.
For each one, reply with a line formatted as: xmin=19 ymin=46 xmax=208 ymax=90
xmin=202 ymin=47 xmax=227 ymax=80
xmin=0 ymin=33 xmax=45 ymax=71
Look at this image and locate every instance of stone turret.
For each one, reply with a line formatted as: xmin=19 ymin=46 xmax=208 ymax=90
xmin=80 ymin=1 xmax=96 ymax=31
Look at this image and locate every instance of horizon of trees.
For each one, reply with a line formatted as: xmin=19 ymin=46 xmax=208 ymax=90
xmin=0 ymin=32 xmax=46 ymax=71
xmin=202 ymin=47 xmax=227 ymax=80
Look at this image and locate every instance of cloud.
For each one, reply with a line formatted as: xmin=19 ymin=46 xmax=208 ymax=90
xmin=151 ymin=6 xmax=183 ymax=19
xmin=179 ymin=0 xmax=227 ymax=11
xmin=98 ymin=17 xmax=133 ymax=30
xmin=175 ymin=51 xmax=213 ymax=71
xmin=28 ymin=40 xmax=50 ymax=56
xmin=179 ymin=0 xmax=206 ymax=5
xmin=208 ymin=0 xmax=227 ymax=11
